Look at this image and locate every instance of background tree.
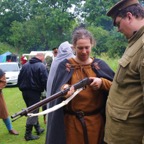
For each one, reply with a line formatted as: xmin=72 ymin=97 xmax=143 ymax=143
xmin=2 ymin=0 xmax=83 ymax=53
xmin=82 ymin=0 xmax=119 ymax=30
xmin=82 ymin=0 xmax=133 ymax=57
xmin=0 ymin=0 xmax=143 ymax=57
xmin=0 ymin=0 xmax=31 ymax=42
xmin=88 ymin=26 xmax=109 ymax=55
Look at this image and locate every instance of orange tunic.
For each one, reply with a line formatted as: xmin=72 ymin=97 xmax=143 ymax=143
xmin=64 ymin=58 xmax=112 ymax=144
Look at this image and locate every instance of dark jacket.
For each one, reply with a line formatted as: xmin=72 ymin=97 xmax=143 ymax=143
xmin=45 ymin=58 xmax=115 ymax=144
xmin=18 ymin=57 xmax=48 ymax=92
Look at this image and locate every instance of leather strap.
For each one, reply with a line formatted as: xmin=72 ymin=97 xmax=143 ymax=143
xmin=64 ymin=109 xmax=101 ymax=144
xmin=75 ymin=111 xmax=89 ymax=144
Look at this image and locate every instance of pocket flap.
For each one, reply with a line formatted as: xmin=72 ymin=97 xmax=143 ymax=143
xmin=108 ymin=105 xmax=130 ymax=121
xmin=118 ymin=56 xmax=131 ymax=68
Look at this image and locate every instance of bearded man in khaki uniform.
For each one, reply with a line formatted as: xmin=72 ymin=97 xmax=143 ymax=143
xmin=104 ymin=0 xmax=144 ymax=144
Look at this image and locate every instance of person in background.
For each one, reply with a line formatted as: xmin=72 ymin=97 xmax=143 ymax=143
xmin=45 ymin=55 xmax=53 ymax=71
xmin=45 ymin=28 xmax=115 ymax=144
xmin=40 ymin=90 xmax=47 ymax=124
xmin=20 ymin=56 xmax=27 ymax=65
xmin=46 ymin=41 xmax=75 ymax=98
xmin=18 ymin=53 xmax=48 ymax=141
xmin=52 ymin=47 xmax=58 ymax=57
xmin=45 ymin=41 xmax=75 ymax=127
xmin=104 ymin=0 xmax=144 ymax=144
xmin=0 ymin=68 xmax=19 ymax=135
xmin=41 ymin=55 xmax=52 ymax=124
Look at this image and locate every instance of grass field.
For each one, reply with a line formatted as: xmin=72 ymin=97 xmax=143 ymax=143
xmin=0 ymin=87 xmax=46 ymax=144
xmin=97 ymin=54 xmax=119 ymax=72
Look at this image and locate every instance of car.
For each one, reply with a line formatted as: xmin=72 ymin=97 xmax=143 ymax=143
xmin=0 ymin=62 xmax=20 ymax=86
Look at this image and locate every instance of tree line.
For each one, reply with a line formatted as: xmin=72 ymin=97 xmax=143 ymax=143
xmin=0 ymin=0 xmax=143 ymax=57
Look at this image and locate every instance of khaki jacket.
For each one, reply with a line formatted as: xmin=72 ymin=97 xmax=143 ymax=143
xmin=105 ymin=26 xmax=144 ymax=144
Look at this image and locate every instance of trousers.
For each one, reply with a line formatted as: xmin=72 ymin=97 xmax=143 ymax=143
xmin=22 ymin=90 xmax=41 ymax=125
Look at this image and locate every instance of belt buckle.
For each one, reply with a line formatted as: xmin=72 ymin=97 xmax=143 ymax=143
xmin=76 ymin=111 xmax=84 ymax=118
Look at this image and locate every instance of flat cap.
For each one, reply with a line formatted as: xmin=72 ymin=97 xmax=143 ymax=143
xmin=107 ymin=0 xmax=139 ymax=25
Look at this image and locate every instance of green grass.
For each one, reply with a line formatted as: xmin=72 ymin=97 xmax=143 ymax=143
xmin=0 ymin=87 xmax=46 ymax=144
xmin=98 ymin=54 xmax=119 ymax=72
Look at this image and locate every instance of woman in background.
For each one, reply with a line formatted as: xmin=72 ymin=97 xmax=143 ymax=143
xmin=0 ymin=68 xmax=19 ymax=135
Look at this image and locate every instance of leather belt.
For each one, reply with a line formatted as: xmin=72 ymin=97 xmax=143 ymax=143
xmin=64 ymin=109 xmax=101 ymax=144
